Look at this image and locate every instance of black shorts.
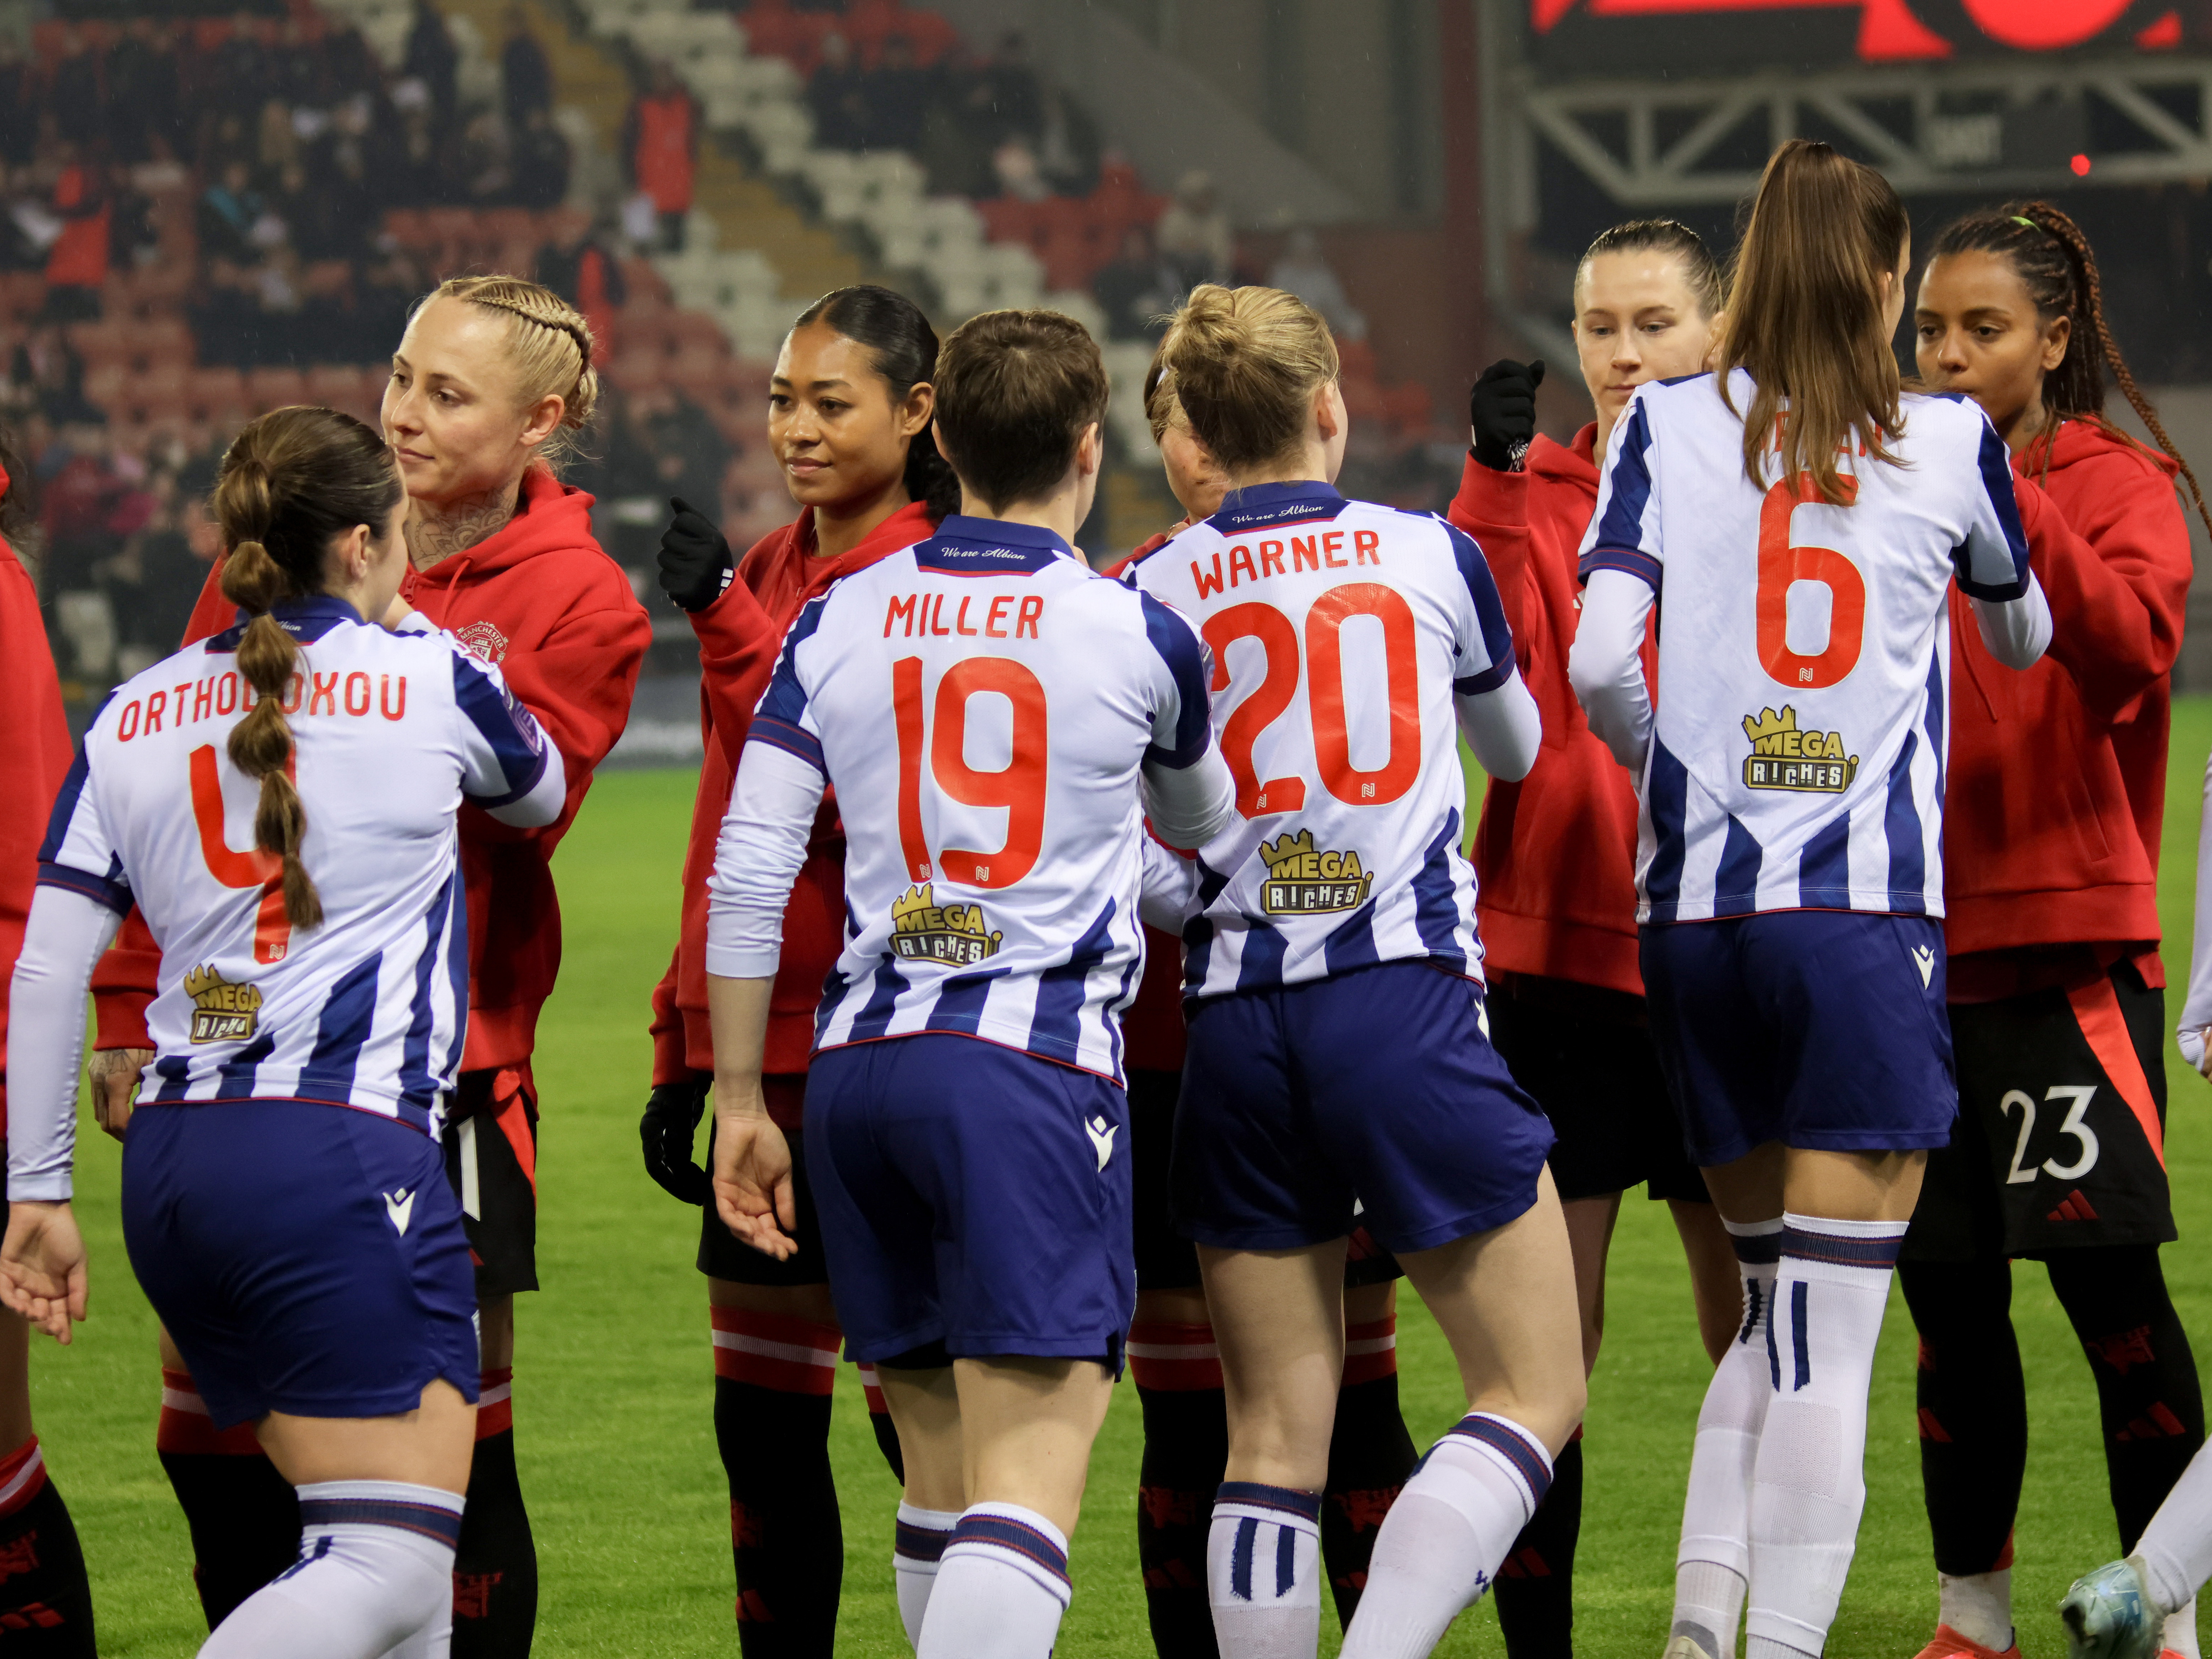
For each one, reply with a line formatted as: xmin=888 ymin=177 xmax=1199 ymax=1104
xmin=698 ymin=1111 xmax=832 ymax=1288
xmin=1486 ymin=975 xmax=1710 ymax=1205
xmin=1905 ymin=961 xmax=2174 ymax=1262
xmin=1129 ymin=1065 xmax=1403 ymax=1293
xmin=443 ymin=1067 xmax=540 ymax=1299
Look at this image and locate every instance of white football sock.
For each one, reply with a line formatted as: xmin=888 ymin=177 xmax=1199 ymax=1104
xmin=2165 ymin=1598 xmax=2200 ymax=1659
xmin=1936 ymin=1567 xmax=2014 ymax=1651
xmin=201 ymin=1481 xmax=462 ymax=1659
xmin=894 ymin=1502 xmax=960 ymax=1650
xmin=2136 ymin=1443 xmax=2212 ymax=1621
xmin=1340 ymin=1412 xmax=1552 ymax=1659
xmin=1742 ymin=1214 xmax=1905 ymax=1659
xmin=917 ymin=1502 xmax=1071 ymax=1659
xmin=1207 ymin=1482 xmax=1322 ymax=1658
xmin=1672 ymin=1216 xmax=1781 ymax=1658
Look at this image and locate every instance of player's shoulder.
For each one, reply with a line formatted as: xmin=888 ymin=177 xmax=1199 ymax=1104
xmin=1900 ymin=388 xmax=1990 ymax=445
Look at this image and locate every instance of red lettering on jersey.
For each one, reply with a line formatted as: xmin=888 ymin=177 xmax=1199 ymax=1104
xmin=1230 ymin=545 xmax=1259 ymax=589
xmin=1015 ymin=595 xmax=1044 ymax=638
xmin=1193 ymin=552 xmax=1225 ymax=599
xmin=215 ymin=674 xmax=240 ymax=716
xmin=892 ymin=657 xmax=931 ymax=880
xmin=309 ymin=673 xmax=340 ymax=715
xmin=955 ymin=596 xmax=979 ymax=636
xmin=189 ymin=744 xmax=293 ymax=964
xmin=1354 ymin=530 xmax=1381 ymax=565
xmin=193 ymin=679 xmax=214 ymax=723
xmin=117 ymin=701 xmax=141 ymax=741
xmin=1323 ymin=531 xmax=1348 ymax=568
xmin=929 ymin=595 xmax=951 ymax=637
xmin=380 ymin=674 xmax=407 ymax=720
xmin=885 ymin=594 xmax=917 ymax=637
xmin=343 ymin=673 xmax=370 ymax=716
xmin=985 ymin=596 xmax=1012 ymax=637
xmin=1291 ymin=536 xmax=1320 ymax=572
xmin=1258 ymin=540 xmax=1286 ymax=577
xmin=173 ymin=682 xmax=193 ymax=721
xmin=281 ymin=673 xmax=304 ymax=714
xmin=145 ymin=691 xmax=166 ymax=733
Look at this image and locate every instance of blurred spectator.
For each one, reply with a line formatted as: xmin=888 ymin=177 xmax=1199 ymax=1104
xmin=110 ymin=479 xmax=215 ymax=668
xmin=502 ymin=8 xmax=555 ymax=133
xmin=42 ymin=154 xmax=111 ymax=322
xmin=1092 ymin=224 xmax=1177 ymax=342
xmin=634 ymin=383 xmax=731 ymax=522
xmin=198 ymin=159 xmax=267 ymax=267
xmin=1268 ymin=229 xmax=1367 ymax=342
xmin=623 ymin=63 xmax=699 ymax=252
xmin=809 ymin=33 xmax=868 ymax=152
xmin=968 ymin=31 xmax=1044 ymax=148
xmin=108 ymin=21 xmax=181 ymax=166
xmin=990 ymin=137 xmax=1049 ymax=203
xmin=453 ymin=110 xmax=516 ymax=205
xmin=8 ymin=327 xmax=99 ymax=428
xmin=536 ymin=215 xmax=627 ymax=358
xmin=1156 ymin=169 xmax=1231 ymax=289
xmin=512 ymin=109 xmax=573 ymax=210
xmin=0 ymin=43 xmax=36 ymax=169
xmin=864 ymin=34 xmax=931 ymax=153
xmin=404 ymin=0 xmax=460 ymax=133
xmin=49 ymin=27 xmax=105 ymax=153
xmin=211 ymin=14 xmax=273 ymax=123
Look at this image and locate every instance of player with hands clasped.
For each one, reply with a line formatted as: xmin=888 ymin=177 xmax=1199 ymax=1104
xmin=1566 ymin=142 xmax=2053 ymax=1659
xmin=705 ymin=309 xmax=1235 ymax=1659
xmin=1125 ymin=284 xmax=1581 ymax=1659
xmin=4 ymin=407 xmax=564 ymax=1659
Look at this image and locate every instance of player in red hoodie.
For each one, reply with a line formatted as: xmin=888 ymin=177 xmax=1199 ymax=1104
xmin=1105 ymin=361 xmax=1420 ymax=1658
xmin=638 ymin=285 xmax=956 ymax=1656
xmin=1452 ymin=221 xmax=1744 ymax=1659
xmin=1900 ymin=203 xmax=2212 ymax=1659
xmin=87 ymin=277 xmax=650 ymax=1656
xmin=0 ymin=434 xmax=98 ymax=1655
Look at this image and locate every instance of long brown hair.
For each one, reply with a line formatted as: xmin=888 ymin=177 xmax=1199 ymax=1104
xmin=212 ymin=407 xmax=405 ymax=930
xmin=1927 ymin=200 xmax=2212 ymax=538
xmin=1718 ymin=141 xmax=1910 ymax=504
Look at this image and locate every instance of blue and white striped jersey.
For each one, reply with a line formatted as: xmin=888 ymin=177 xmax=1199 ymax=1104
xmin=1125 ymin=482 xmax=1522 ymax=998
xmin=1576 ymin=370 xmax=2035 ymax=923
xmin=36 ymin=598 xmax=563 ymax=1137
xmin=706 ymin=517 xmax=1228 ymax=1083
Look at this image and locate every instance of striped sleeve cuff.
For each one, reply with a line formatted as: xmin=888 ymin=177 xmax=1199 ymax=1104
xmin=745 ymin=719 xmax=825 ymax=773
xmin=1454 ymin=643 xmax=1518 ymax=697
xmin=36 ymin=861 xmax=129 ymax=915
xmin=1577 ymin=546 xmax=1661 ymax=591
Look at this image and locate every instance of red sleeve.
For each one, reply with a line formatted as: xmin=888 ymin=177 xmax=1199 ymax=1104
xmin=1444 ymin=451 xmax=1536 ymax=641
xmin=91 ymin=556 xmax=232 ymax=1050
xmin=649 ymin=947 xmax=694 ymax=1087
xmin=688 ymin=578 xmax=784 ymax=776
xmin=463 ymin=598 xmax=651 ymax=848
xmin=0 ymin=547 xmax=75 ymax=1127
xmin=2015 ymin=458 xmax=2191 ymax=725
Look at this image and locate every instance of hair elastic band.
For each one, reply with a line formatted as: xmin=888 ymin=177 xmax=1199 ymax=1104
xmin=2013 ymin=215 xmax=2039 ymax=228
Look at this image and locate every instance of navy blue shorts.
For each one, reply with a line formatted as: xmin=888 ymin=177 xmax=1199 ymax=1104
xmin=1173 ymin=960 xmax=1555 ymax=1254
xmin=1639 ymin=911 xmax=1956 ymax=1168
xmin=123 ymin=1102 xmax=481 ymax=1429
xmin=803 ymin=1034 xmax=1134 ymax=1368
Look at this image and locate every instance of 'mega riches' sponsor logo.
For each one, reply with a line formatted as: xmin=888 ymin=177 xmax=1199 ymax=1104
xmin=1258 ymin=830 xmax=1373 ymax=915
xmin=1742 ymin=705 xmax=1858 ymax=793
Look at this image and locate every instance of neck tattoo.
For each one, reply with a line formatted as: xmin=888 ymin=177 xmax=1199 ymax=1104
xmin=408 ymin=486 xmax=520 ymax=571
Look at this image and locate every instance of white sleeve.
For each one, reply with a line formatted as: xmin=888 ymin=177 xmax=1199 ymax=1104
xmin=1455 ymin=672 xmax=1542 ymax=783
xmin=1138 ymin=835 xmax=1200 ymax=934
xmin=1970 ymin=575 xmax=2052 ymax=671
xmin=7 ymin=886 xmax=123 ymax=1202
xmin=449 ymin=650 xmax=567 ymax=827
xmin=1568 ymin=568 xmax=1657 ymax=774
xmin=2178 ymin=744 xmax=2212 ymax=1070
xmin=1142 ymin=749 xmax=1235 ymax=852
xmin=705 ymin=739 xmax=825 ymax=980
xmin=1134 ymin=590 xmax=1236 ymax=851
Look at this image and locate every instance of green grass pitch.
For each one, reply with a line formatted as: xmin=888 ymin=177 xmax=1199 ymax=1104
xmin=38 ymin=701 xmax=2212 ymax=1655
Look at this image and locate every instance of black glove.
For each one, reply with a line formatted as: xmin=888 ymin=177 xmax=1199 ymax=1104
xmin=1469 ymin=359 xmax=1545 ymax=473
xmin=657 ymin=497 xmax=734 ymax=612
xmin=641 ymin=1077 xmax=712 ymax=1205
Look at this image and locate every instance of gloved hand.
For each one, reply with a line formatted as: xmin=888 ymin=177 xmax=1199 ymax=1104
xmin=657 ymin=497 xmax=734 ymax=612
xmin=1469 ymin=359 xmax=1545 ymax=473
xmin=641 ymin=1077 xmax=712 ymax=1204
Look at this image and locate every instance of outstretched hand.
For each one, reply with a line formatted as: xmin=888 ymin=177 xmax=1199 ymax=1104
xmin=1469 ymin=358 xmax=1546 ymax=472
xmin=710 ymin=1101 xmax=798 ymax=1260
xmin=0 ymin=1202 xmax=87 ymax=1343
xmin=658 ymin=497 xmax=735 ymax=613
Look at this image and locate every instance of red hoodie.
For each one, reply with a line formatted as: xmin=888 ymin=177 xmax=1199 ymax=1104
xmin=94 ymin=467 xmax=650 ymax=1070
xmin=1944 ymin=418 xmax=2191 ymax=999
xmin=0 ymin=470 xmax=77 ymax=1135
xmin=648 ymin=501 xmax=938 ymax=1096
xmin=1450 ymin=432 xmax=1652 ymax=999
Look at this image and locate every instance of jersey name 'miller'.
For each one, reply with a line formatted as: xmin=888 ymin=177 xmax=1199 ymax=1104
xmin=1192 ymin=527 xmax=1383 ymax=598
xmin=883 ymin=591 xmax=1045 ymax=640
xmin=114 ymin=670 xmax=413 ymax=741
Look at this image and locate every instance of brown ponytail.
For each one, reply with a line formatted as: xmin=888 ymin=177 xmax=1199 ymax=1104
xmin=1159 ymin=284 xmax=1339 ymax=474
xmin=211 ymin=407 xmax=406 ymax=931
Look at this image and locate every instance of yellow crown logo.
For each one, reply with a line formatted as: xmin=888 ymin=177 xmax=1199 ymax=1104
xmin=891 ymin=885 xmax=937 ymax=925
xmin=1742 ymin=706 xmax=1797 ymax=744
xmin=183 ymin=964 xmax=261 ymax=1044
xmin=1258 ymin=829 xmax=1317 ymax=870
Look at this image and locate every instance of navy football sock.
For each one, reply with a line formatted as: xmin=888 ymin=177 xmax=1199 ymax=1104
xmin=1492 ymin=1433 xmax=1583 ymax=1659
xmin=1323 ymin=1319 xmax=1420 ymax=1627
xmin=0 ymin=1439 xmax=96 ymax=1655
xmin=1131 ymin=1321 xmax=1227 ymax=1658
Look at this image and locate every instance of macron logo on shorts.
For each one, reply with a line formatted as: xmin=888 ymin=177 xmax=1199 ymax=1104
xmin=1913 ymin=944 xmax=1935 ymax=988
xmin=1086 ymin=1115 xmax=1117 ymax=1172
xmin=383 ymin=1188 xmax=415 ymax=1236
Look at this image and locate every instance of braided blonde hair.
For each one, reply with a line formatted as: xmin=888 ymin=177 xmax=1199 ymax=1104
xmin=417 ymin=275 xmax=600 ymax=469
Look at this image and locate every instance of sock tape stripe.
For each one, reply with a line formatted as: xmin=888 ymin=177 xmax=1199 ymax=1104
xmin=895 ymin=1520 xmax=951 ymax=1563
xmin=1275 ymin=1518 xmax=1298 ymax=1597
xmin=1729 ymin=1231 xmax=1784 ymax=1265
xmin=1738 ymin=1276 xmax=1764 ymax=1347
xmin=946 ymin=1515 xmax=1069 ymax=1584
xmin=1791 ymin=1279 xmax=1811 ymax=1391
xmin=297 ymin=1498 xmax=464 ymax=1547
xmin=1230 ymin=1516 xmax=1257 ymax=1600
xmin=1765 ymin=1296 xmax=1782 ymax=1391
xmin=1445 ymin=1414 xmax=1553 ymax=1507
xmin=1215 ymin=1480 xmax=1322 ymax=1521
xmin=1779 ymin=1225 xmax=1905 ymax=1269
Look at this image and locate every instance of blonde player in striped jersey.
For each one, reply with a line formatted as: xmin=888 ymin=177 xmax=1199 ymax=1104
xmin=1124 ymin=284 xmax=1585 ymax=1659
xmin=1567 ymin=141 xmax=2051 ymax=1659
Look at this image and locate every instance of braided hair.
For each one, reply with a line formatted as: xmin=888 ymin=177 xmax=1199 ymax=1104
xmin=416 ymin=275 xmax=600 ymax=471
xmin=1929 ymin=201 xmax=2212 ymax=537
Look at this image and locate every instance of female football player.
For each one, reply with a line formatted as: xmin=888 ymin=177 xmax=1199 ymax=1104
xmin=89 ymin=277 xmax=650 ymax=1651
xmin=640 ymin=284 xmax=956 ymax=1654
xmin=1457 ymin=220 xmax=1741 ymax=1659
xmin=1568 ymin=140 xmax=2051 ymax=1659
xmin=1125 ymin=283 xmax=1585 ymax=1659
xmin=1109 ymin=363 xmax=1420 ymax=1656
xmin=0 ymin=428 xmax=97 ymax=1655
xmin=1902 ymin=201 xmax=2210 ymax=1659
xmin=5 ymin=405 xmax=565 ymax=1659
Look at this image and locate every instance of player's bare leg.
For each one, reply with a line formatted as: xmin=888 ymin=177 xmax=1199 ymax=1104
xmin=0 ymin=1306 xmax=94 ymax=1652
xmin=1339 ymin=1168 xmax=1585 ymax=1659
xmin=1669 ymin=1145 xmax=1924 ymax=1659
xmin=1669 ymin=1199 xmax=1744 ymax=1367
